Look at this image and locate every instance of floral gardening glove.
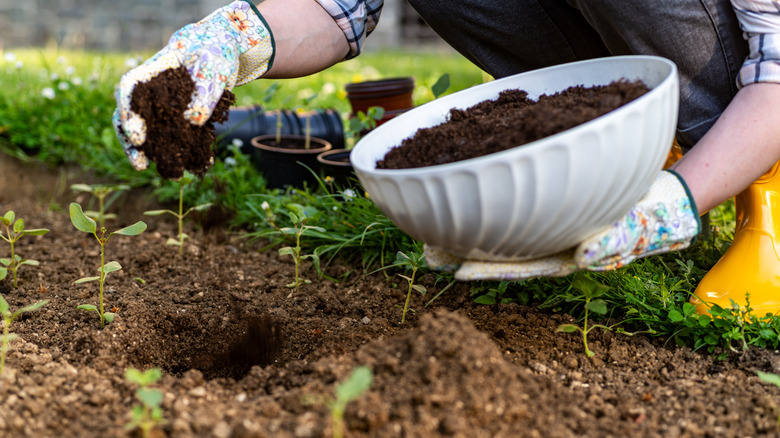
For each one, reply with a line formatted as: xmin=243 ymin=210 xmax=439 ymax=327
xmin=426 ymin=170 xmax=701 ymax=280
xmin=113 ymin=0 xmax=275 ymax=171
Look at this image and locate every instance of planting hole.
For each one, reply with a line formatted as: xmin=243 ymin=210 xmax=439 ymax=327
xmin=129 ymin=311 xmax=284 ymax=381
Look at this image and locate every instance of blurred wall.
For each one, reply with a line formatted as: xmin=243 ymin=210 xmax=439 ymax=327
xmin=0 ymin=0 xmax=441 ymax=51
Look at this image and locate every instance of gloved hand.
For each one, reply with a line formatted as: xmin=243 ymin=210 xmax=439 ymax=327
xmin=113 ymin=0 xmax=274 ymax=171
xmin=426 ymin=170 xmax=701 ymax=280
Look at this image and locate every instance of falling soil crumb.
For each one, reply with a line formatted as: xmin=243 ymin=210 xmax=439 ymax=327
xmin=377 ymin=79 xmax=649 ymax=169
xmin=130 ymin=66 xmax=235 ymax=179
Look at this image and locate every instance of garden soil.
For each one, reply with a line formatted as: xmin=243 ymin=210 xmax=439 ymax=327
xmin=378 ymin=80 xmax=648 ymax=169
xmin=2 ymin=155 xmax=780 ymax=437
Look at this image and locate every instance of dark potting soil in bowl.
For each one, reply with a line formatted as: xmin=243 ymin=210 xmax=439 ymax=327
xmin=377 ymin=80 xmax=649 ymax=170
xmin=130 ymin=66 xmax=235 ymax=179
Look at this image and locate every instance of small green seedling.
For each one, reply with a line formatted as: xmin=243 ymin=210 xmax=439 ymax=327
xmin=143 ymin=172 xmax=212 ymax=255
xmin=327 ymin=366 xmax=373 ymax=438
xmin=396 ymin=250 xmax=427 ymax=324
xmin=70 ymin=202 xmax=146 ymax=328
xmin=0 ymin=294 xmax=47 ymax=373
xmin=472 ymin=280 xmax=514 ymax=306
xmin=0 ymin=211 xmax=49 ymax=288
xmin=347 ymin=106 xmax=385 ymax=146
xmin=275 ymin=95 xmax=294 ymax=144
xmin=278 ymin=204 xmax=324 ymax=289
xmin=70 ymin=183 xmax=131 ymax=226
xmin=125 ymin=367 xmax=166 ymax=438
xmin=556 ymin=274 xmax=611 ymax=357
xmin=299 ymin=92 xmax=319 ymax=149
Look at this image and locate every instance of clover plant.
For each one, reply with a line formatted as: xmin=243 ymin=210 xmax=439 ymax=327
xmin=556 ymin=274 xmax=612 ymax=357
xmin=0 ymin=210 xmax=49 ymax=288
xmin=69 ymin=202 xmax=146 ymax=328
xmin=278 ymin=204 xmax=324 ymax=289
xmin=143 ymin=172 xmax=211 ymax=255
xmin=70 ymin=183 xmax=131 ymax=226
xmin=125 ymin=367 xmax=166 ymax=438
xmin=0 ymin=294 xmax=47 ymax=373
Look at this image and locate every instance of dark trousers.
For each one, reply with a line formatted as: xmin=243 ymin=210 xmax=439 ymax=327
xmin=407 ymin=0 xmax=749 ymax=150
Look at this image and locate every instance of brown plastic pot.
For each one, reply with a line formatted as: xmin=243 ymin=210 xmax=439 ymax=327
xmin=345 ymin=77 xmax=415 ymax=128
xmin=251 ymin=134 xmax=332 ymax=189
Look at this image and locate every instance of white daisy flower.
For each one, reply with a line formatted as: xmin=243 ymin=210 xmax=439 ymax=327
xmin=41 ymin=87 xmax=55 ymax=99
xmin=3 ymin=52 xmax=16 ymax=63
xmin=58 ymin=82 xmax=70 ymax=91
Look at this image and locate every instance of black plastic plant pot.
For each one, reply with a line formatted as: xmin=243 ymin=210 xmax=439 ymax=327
xmin=317 ymin=149 xmax=360 ymax=188
xmin=251 ymin=134 xmax=332 ymax=189
xmin=215 ymin=106 xmax=344 ymax=155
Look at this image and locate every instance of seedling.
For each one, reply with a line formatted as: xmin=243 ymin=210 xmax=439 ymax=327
xmin=556 ymin=274 xmax=611 ymax=357
xmin=396 ymin=250 xmax=427 ymax=324
xmin=472 ymin=280 xmax=514 ymax=306
xmin=299 ymin=92 xmax=319 ymax=149
xmin=70 ymin=202 xmax=146 ymax=328
xmin=143 ymin=172 xmax=212 ymax=255
xmin=125 ymin=367 xmax=166 ymax=438
xmin=0 ymin=294 xmax=47 ymax=373
xmin=278 ymin=204 xmax=324 ymax=289
xmin=70 ymin=183 xmax=131 ymax=226
xmin=323 ymin=366 xmax=373 ymax=438
xmin=347 ymin=106 xmax=384 ymax=146
xmin=275 ymin=95 xmax=294 ymax=144
xmin=0 ymin=210 xmax=49 ymax=287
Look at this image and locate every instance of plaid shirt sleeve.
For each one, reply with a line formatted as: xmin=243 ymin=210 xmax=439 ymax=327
xmin=314 ymin=0 xmax=384 ymax=60
xmin=731 ymin=0 xmax=780 ymax=86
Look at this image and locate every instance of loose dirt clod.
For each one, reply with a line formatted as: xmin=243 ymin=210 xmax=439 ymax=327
xmin=377 ymin=80 xmax=649 ymax=169
xmin=130 ymin=66 xmax=235 ymax=179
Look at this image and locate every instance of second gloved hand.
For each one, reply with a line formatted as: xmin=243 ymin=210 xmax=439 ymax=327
xmin=113 ymin=0 xmax=275 ymax=170
xmin=426 ymin=170 xmax=701 ymax=280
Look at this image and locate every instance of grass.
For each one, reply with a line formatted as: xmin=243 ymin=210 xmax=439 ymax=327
xmin=0 ymin=46 xmax=777 ymax=356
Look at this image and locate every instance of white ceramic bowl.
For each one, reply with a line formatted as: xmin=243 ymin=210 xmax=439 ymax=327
xmin=351 ymin=56 xmax=679 ymax=261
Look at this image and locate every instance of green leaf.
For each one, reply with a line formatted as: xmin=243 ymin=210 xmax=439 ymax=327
xmin=412 ymin=284 xmax=427 ymax=295
xmin=70 ymin=183 xmax=94 ymax=193
xmin=19 ymin=259 xmax=40 ymax=267
xmin=137 ymin=388 xmax=164 ymax=408
xmin=698 ymin=314 xmax=712 ymax=327
xmin=77 ymin=304 xmax=98 ymax=311
xmin=15 ymin=300 xmax=48 ymax=316
xmin=758 ymin=371 xmax=780 ymax=388
xmin=75 ymin=276 xmax=100 ymax=284
xmin=0 ymin=267 xmax=6 ymax=281
xmin=586 ymin=298 xmax=608 ymax=315
xmin=668 ymin=310 xmax=684 ymax=322
xmin=0 ymin=295 xmax=8 ymax=315
xmin=126 ymin=367 xmax=163 ymax=386
xmin=192 ymin=203 xmax=213 ymax=212
xmin=104 ymin=312 xmax=115 ymax=323
xmin=556 ymin=324 xmax=579 ymax=333
xmin=431 ymin=73 xmax=451 ymax=99
xmin=13 ymin=218 xmax=24 ymax=233
xmin=572 ymin=275 xmax=610 ymax=300
xmin=111 ymin=221 xmax=147 ymax=236
xmin=0 ymin=259 xmax=8 ymax=266
xmin=69 ymin=203 xmax=97 ymax=233
xmin=2 ymin=211 xmax=14 ymax=225
xmin=143 ymin=209 xmax=175 ymax=216
xmin=102 ymin=261 xmax=122 ymax=274
xmin=165 ymin=238 xmax=181 ymax=246
xmin=335 ymin=366 xmax=373 ymax=403
xmin=278 ymin=246 xmax=295 ymax=256
xmin=474 ymin=295 xmax=496 ymax=305
xmin=21 ymin=228 xmax=49 ymax=236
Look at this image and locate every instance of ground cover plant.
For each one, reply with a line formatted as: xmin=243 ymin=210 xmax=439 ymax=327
xmin=1 ymin=48 xmax=780 ymax=436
